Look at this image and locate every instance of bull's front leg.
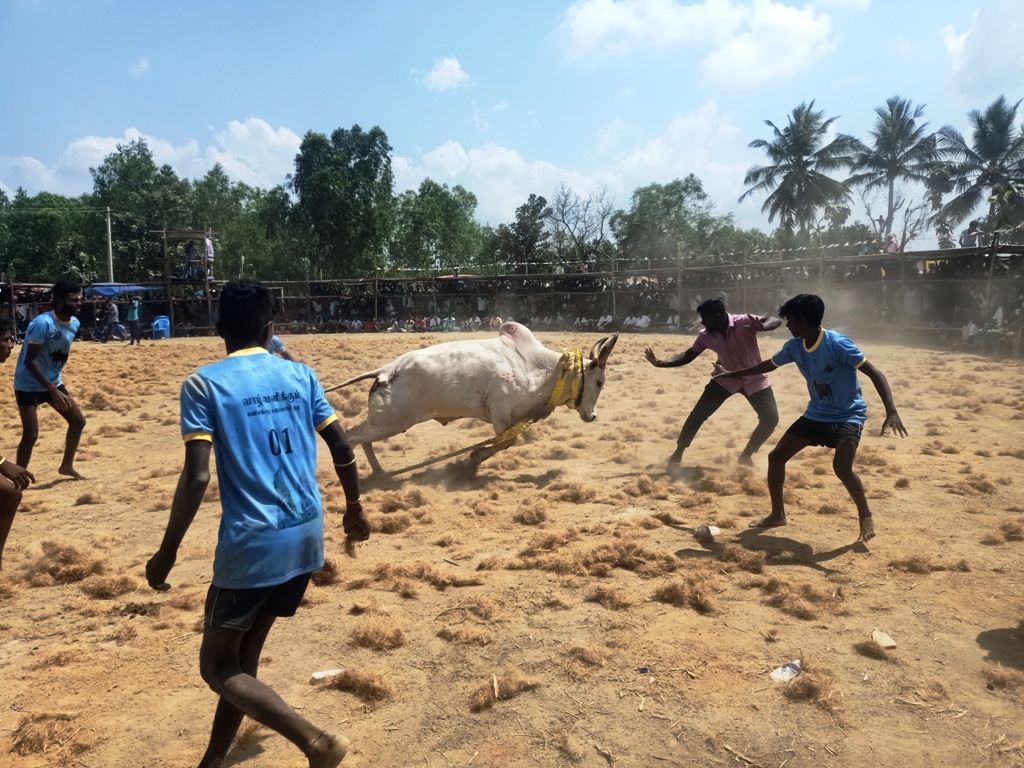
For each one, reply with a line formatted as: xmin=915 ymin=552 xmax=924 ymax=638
xmin=361 ymin=443 xmax=385 ymax=475
xmin=347 ymin=421 xmax=386 ymax=475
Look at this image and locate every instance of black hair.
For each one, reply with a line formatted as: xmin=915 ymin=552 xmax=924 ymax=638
xmin=0 ymin=318 xmax=13 ymax=336
xmin=778 ymin=294 xmax=825 ymax=327
xmin=52 ymin=279 xmax=83 ymax=300
xmin=216 ymin=279 xmax=275 ymax=341
xmin=696 ymin=298 xmax=726 ymax=316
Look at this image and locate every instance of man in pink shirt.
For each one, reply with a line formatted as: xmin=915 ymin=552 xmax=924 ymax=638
xmin=644 ymin=299 xmax=781 ymax=467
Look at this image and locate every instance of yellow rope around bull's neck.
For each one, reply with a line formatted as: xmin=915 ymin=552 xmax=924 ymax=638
xmin=546 ymin=349 xmax=583 ymax=411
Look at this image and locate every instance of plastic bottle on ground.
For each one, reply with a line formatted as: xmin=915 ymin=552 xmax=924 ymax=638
xmin=770 ymin=660 xmax=801 ymax=682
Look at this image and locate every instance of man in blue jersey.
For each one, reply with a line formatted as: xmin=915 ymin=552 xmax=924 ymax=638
xmin=14 ymin=279 xmax=87 ymax=479
xmin=715 ymin=294 xmax=907 ymax=542
xmin=146 ymin=279 xmax=369 ymax=768
xmin=0 ymin=318 xmax=36 ymax=570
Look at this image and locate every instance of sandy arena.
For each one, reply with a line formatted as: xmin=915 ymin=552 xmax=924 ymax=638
xmin=0 ymin=330 xmax=1022 ymax=767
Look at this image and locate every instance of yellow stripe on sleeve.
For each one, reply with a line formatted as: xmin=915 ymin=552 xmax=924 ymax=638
xmin=315 ymin=414 xmax=339 ymax=432
xmin=855 ymin=358 xmax=867 ymax=369
xmin=183 ymin=432 xmax=213 ymax=443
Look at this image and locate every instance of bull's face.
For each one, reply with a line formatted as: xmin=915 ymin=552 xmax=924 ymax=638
xmin=576 ymin=333 xmax=619 ymax=423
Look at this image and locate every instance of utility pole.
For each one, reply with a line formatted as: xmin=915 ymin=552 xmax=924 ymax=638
xmin=106 ymin=207 xmax=114 ymax=282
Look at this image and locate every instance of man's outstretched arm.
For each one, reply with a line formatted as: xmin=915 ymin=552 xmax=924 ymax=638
xmin=858 ymin=361 xmax=908 ymax=437
xmin=644 ymin=347 xmax=701 ymax=368
xmin=757 ymin=315 xmax=782 ymax=331
xmin=714 ymin=359 xmax=779 ymax=379
xmin=146 ymin=439 xmax=212 ymax=589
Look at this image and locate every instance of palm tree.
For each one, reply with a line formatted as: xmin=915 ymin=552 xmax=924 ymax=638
xmin=848 ymin=96 xmax=938 ymax=242
xmin=739 ymin=101 xmax=860 ymax=243
xmin=934 ymin=95 xmax=1024 ymax=231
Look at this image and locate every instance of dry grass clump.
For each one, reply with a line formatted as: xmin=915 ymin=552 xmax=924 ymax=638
xmin=30 ymin=650 xmax=77 ymax=670
xmin=437 ymin=625 xmax=495 ymax=645
xmin=679 ymin=491 xmax=713 ymax=509
xmin=652 ymin=571 xmax=719 ymax=614
xmin=566 ymin=646 xmax=609 ymax=667
xmin=853 ymin=640 xmax=896 ymax=662
xmin=234 ymin=718 xmax=265 ymax=747
xmin=894 ymin=477 xmax=911 ymax=489
xmin=470 ymin=669 xmax=541 ymax=712
xmin=782 ymin=664 xmax=842 ymax=713
xmin=350 ymin=618 xmax=408 ymax=651
xmin=81 ymin=574 xmax=137 ymax=599
xmin=11 ymin=712 xmax=91 ymax=757
xmin=997 ymin=448 xmax=1024 ymax=460
xmin=816 ymin=503 xmax=845 ymax=515
xmin=627 ymin=474 xmax=672 ymax=500
xmin=887 ymin=555 xmax=969 ymax=574
xmin=26 ymin=541 xmax=106 ymax=586
xmin=983 ymin=663 xmax=1024 ymax=692
xmin=311 ymin=559 xmax=341 ymax=586
xmin=376 ymin=490 xmax=428 ymax=514
xmin=514 ymin=505 xmax=548 ymax=526
xmin=551 ymin=731 xmax=587 ymax=761
xmin=693 ymin=475 xmax=741 ymax=495
xmin=652 ymin=511 xmax=683 ymax=526
xmin=580 ymin=539 xmax=679 ymax=578
xmin=748 ymin=576 xmax=843 ymax=620
xmin=0 ymin=572 xmax=17 ymax=600
xmin=518 ymin=529 xmax=582 ymax=558
xmin=551 ymin=482 xmax=596 ymax=504
xmin=327 ymin=669 xmax=396 ymax=706
xmin=73 ymin=492 xmax=101 ymax=506
xmin=717 ymin=544 xmax=766 ymax=574
xmin=165 ymin=590 xmax=203 ymax=611
xmin=372 ymin=513 xmax=414 ymax=534
xmin=1000 ymin=522 xmax=1024 ymax=542
xmin=585 ymin=585 xmax=634 ymax=610
xmin=372 ymin=561 xmax=483 ymax=592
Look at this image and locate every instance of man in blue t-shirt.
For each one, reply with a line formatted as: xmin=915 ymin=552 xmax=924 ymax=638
xmin=146 ymin=279 xmax=369 ymax=768
xmin=716 ymin=294 xmax=907 ymax=543
xmin=14 ymin=279 xmax=87 ymax=479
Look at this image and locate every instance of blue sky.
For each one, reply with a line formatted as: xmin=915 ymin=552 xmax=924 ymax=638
xmin=1 ymin=0 xmax=1020 ymax=244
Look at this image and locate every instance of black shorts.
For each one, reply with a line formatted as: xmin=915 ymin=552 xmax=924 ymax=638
xmin=785 ymin=416 xmax=863 ymax=449
xmin=204 ymin=572 xmax=313 ymax=631
xmin=15 ymin=385 xmax=69 ymax=408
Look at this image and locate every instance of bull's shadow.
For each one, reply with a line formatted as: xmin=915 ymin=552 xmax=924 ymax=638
xmin=359 ymin=460 xmax=562 ymax=491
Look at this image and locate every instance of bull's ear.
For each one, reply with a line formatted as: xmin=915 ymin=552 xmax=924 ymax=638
xmin=593 ymin=332 xmax=619 ymax=369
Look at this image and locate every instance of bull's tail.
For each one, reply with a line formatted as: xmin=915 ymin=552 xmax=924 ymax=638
xmin=323 ymin=369 xmax=384 ymax=394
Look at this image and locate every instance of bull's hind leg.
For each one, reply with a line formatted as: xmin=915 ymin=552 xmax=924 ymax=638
xmin=361 ymin=442 xmax=385 ymax=475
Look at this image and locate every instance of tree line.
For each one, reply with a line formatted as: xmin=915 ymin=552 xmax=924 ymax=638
xmin=1 ymin=94 xmax=1021 ymax=285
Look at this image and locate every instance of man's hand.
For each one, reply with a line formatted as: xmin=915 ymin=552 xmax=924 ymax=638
xmin=643 ymin=348 xmax=662 ymax=367
xmin=712 ymin=365 xmax=735 ymax=379
xmin=145 ymin=548 xmax=176 ymax=591
xmin=50 ymin=389 xmax=72 ymax=414
xmin=343 ymin=501 xmax=371 ymax=542
xmin=880 ymin=411 xmax=908 ymax=438
xmin=0 ymin=460 xmax=35 ymax=490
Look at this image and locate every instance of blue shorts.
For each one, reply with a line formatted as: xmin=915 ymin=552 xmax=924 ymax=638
xmin=204 ymin=572 xmax=312 ymax=631
xmin=785 ymin=416 xmax=862 ymax=449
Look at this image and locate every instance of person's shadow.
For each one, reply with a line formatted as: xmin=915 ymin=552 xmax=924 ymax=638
xmin=976 ymin=626 xmax=1024 ymax=671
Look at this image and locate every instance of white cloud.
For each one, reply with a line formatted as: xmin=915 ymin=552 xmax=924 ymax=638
xmin=421 ymin=57 xmax=471 ymax=91
xmin=816 ymin=0 xmax=868 ymax=7
xmin=702 ymin=1 xmax=836 ymax=89
xmin=392 ymin=103 xmax=755 ymax=228
xmin=129 ymin=56 xmax=150 ymax=77
xmin=560 ymin=0 xmax=837 ymax=88
xmin=0 ymin=118 xmax=301 ymax=198
xmin=943 ymin=1 xmax=1024 ymax=98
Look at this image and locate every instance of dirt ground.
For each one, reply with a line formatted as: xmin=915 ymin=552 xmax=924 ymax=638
xmin=1 ymin=328 xmax=1022 ymax=768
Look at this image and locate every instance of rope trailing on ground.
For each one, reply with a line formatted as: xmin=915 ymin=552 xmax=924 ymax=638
xmin=384 ymin=349 xmax=584 ymax=476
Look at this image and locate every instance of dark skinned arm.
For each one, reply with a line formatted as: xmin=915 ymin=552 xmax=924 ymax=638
xmin=318 ymin=420 xmax=370 ymax=543
xmin=714 ymin=358 xmax=779 ymax=379
xmin=146 ymin=440 xmax=212 ymax=590
xmin=757 ymin=315 xmax=782 ymax=331
xmin=858 ymin=361 xmax=908 ymax=437
xmin=644 ymin=347 xmax=701 ymax=368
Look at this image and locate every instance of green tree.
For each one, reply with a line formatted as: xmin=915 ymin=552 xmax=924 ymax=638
xmin=611 ymin=176 xmax=732 ymax=265
xmin=90 ymin=138 xmax=192 ymax=281
xmin=391 ymin=180 xmax=481 ymax=273
xmin=496 ymin=194 xmax=552 ymax=272
xmin=548 ymin=184 xmax=614 ymax=267
xmin=740 ymin=101 xmax=859 ymax=244
xmin=934 ymin=95 xmax=1024 ymax=232
xmin=848 ymin=96 xmax=938 ymax=241
xmin=1 ymin=190 xmax=96 ymax=281
xmin=288 ymin=125 xmax=395 ymax=277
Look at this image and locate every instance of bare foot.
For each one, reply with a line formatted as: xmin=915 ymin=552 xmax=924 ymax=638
xmin=58 ymin=466 xmax=86 ymax=480
xmin=858 ymin=515 xmax=875 ymax=542
xmin=308 ymin=732 xmax=349 ymax=768
xmin=748 ymin=514 xmax=786 ymax=529
xmin=737 ymin=454 xmax=754 ymax=466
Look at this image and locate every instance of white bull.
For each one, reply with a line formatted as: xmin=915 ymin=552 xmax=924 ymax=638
xmin=332 ymin=322 xmax=619 ymax=474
